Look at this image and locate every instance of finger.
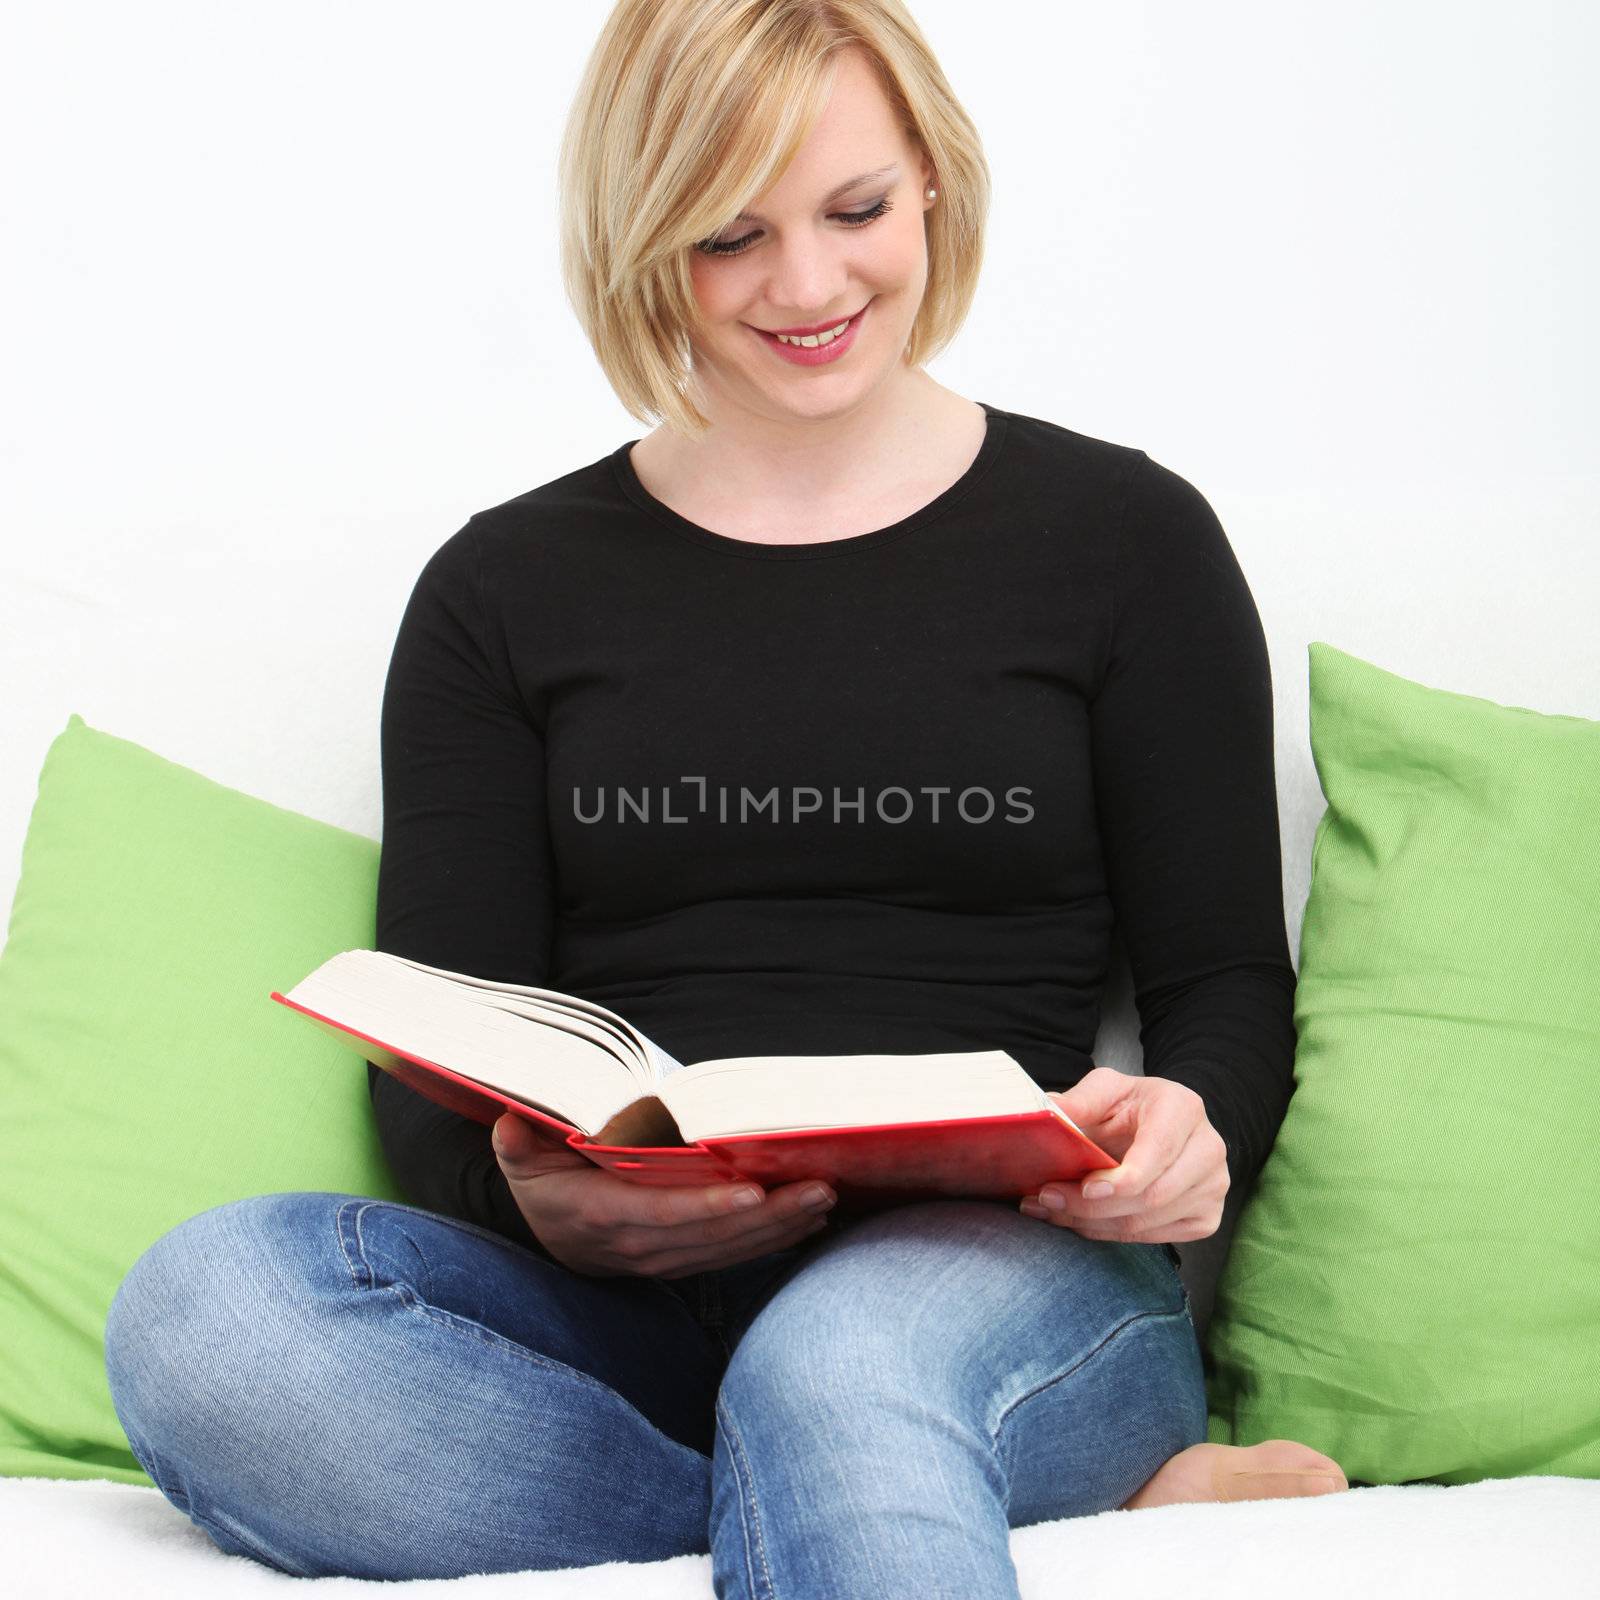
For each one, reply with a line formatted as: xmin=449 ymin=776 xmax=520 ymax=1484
xmin=572 ymin=1173 xmax=777 ymax=1233
xmin=1027 ymin=1122 xmax=1214 ymax=1227
xmin=650 ymin=1212 xmax=831 ymax=1280
xmin=618 ymin=1181 xmax=766 ymax=1232
xmin=694 ymin=1205 xmax=832 ymax=1268
xmin=1051 ymin=1089 xmax=1203 ymax=1213
xmin=1076 ymin=1098 xmax=1189 ymax=1204
xmin=491 ymin=1112 xmax=591 ymax=1170
xmin=1047 ymin=1068 xmax=1140 ymax=1139
xmin=646 ymin=1178 xmax=837 ymax=1249
xmin=495 ymin=1127 xmax=779 ymax=1229
xmin=1049 ymin=1065 xmax=1137 ymax=1121
xmin=491 ymin=1111 xmax=555 ymax=1159
xmin=1071 ymin=1215 xmax=1206 ymax=1246
xmin=1089 ymin=1120 xmax=1214 ymax=1219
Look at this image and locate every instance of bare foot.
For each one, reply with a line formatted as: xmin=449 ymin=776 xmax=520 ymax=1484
xmin=1120 ymin=1439 xmax=1348 ymax=1510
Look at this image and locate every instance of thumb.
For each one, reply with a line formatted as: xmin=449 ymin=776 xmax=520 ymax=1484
xmin=491 ymin=1112 xmax=524 ymax=1159
xmin=491 ymin=1111 xmax=587 ymax=1175
xmin=1051 ymin=1065 xmax=1136 ymax=1130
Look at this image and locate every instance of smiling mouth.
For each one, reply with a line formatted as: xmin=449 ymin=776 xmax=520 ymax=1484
xmin=750 ymin=303 xmax=870 ymax=343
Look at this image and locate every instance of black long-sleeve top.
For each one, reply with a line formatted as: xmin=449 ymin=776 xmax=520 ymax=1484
xmin=367 ymin=402 xmax=1297 ymax=1258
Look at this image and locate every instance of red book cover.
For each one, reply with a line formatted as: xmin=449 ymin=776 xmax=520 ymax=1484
xmin=271 ymin=989 xmax=1117 ymax=1208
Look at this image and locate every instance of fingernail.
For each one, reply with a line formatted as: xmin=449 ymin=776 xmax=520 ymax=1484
xmin=1019 ymin=1200 xmax=1048 ymax=1219
xmin=731 ymin=1187 xmax=763 ymax=1209
xmin=800 ymin=1185 xmax=835 ymax=1210
xmin=1040 ymin=1189 xmax=1066 ymax=1210
xmin=1083 ymin=1181 xmax=1114 ymax=1199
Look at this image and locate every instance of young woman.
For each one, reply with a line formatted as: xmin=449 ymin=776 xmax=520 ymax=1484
xmin=104 ymin=1 xmax=1347 ymax=1590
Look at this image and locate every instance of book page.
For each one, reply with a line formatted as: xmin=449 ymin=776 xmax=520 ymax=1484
xmin=656 ymin=1050 xmax=1047 ymax=1142
xmin=374 ymin=953 xmax=668 ymax=1084
xmin=285 ymin=955 xmax=642 ymax=1134
xmin=641 ymin=1033 xmax=690 ymax=1079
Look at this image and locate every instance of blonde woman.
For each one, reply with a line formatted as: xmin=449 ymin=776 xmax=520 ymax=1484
xmin=104 ymin=0 xmax=1348 ymax=1590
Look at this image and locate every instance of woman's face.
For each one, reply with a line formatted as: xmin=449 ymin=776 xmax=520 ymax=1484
xmin=686 ymin=47 xmax=935 ymax=424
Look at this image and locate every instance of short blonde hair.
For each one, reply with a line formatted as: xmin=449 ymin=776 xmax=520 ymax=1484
xmin=557 ymin=0 xmax=991 ymax=438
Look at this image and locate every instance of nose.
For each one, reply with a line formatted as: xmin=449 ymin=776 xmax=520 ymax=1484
xmin=757 ymin=237 xmax=859 ymax=328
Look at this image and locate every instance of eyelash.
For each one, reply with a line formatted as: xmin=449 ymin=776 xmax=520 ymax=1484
xmin=697 ymin=196 xmax=895 ymax=258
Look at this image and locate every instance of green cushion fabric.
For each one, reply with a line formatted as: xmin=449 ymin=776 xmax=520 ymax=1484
xmin=1203 ymin=643 xmax=1600 ymax=1483
xmin=0 ymin=715 xmax=402 ymax=1484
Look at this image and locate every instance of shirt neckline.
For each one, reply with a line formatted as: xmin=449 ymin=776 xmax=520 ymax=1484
xmin=607 ymin=401 xmax=1010 ymax=560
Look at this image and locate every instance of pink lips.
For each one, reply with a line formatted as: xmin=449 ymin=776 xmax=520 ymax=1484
xmin=751 ymin=301 xmax=869 ymax=367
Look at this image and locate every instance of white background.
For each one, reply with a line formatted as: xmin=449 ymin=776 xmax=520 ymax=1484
xmin=2 ymin=0 xmax=1596 ymax=943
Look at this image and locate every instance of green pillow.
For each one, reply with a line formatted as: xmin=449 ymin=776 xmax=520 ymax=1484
xmin=1203 ymin=643 xmax=1600 ymax=1484
xmin=0 ymin=715 xmax=403 ymax=1484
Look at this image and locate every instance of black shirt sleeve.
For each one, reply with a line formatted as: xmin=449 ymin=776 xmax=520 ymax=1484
xmin=368 ymin=518 xmax=559 ymax=1259
xmin=1088 ymin=452 xmax=1298 ymax=1199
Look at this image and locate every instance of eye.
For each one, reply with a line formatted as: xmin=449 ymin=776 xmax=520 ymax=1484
xmin=696 ymin=197 xmax=895 ymax=258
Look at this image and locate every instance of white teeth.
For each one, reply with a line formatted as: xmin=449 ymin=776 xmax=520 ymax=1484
xmin=776 ymin=317 xmax=852 ymax=347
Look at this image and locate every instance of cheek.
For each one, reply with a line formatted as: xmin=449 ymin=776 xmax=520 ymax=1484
xmin=681 ymin=254 xmax=748 ymax=326
xmin=686 ymin=258 xmax=736 ymax=323
xmin=865 ymin=224 xmax=927 ymax=284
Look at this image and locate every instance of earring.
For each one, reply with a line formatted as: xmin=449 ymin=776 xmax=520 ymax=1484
xmin=926 ymin=187 xmax=937 ymax=200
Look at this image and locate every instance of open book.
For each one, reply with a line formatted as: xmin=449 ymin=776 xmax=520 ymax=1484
xmin=271 ymin=949 xmax=1115 ymax=1205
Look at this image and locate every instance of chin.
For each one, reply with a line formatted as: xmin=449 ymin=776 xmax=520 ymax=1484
xmin=758 ymin=379 xmax=883 ymax=417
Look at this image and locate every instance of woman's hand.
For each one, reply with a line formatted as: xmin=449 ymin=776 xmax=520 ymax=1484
xmin=1020 ymin=1067 xmax=1230 ymax=1245
xmin=490 ymin=1111 xmax=837 ymax=1279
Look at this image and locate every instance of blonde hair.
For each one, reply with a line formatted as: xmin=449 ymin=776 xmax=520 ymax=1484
xmin=556 ymin=0 xmax=991 ymax=438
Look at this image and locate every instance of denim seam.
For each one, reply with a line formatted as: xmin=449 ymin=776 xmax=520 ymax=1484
xmin=714 ymin=1391 xmax=777 ymax=1600
xmin=354 ymin=1202 xmax=382 ymax=1292
xmin=122 ymin=1423 xmax=288 ymax=1571
xmin=120 ymin=1423 xmax=191 ymax=1512
xmin=354 ymin=1200 xmax=439 ymax=1302
xmin=335 ymin=1196 xmax=725 ymax=1475
xmin=991 ymin=1302 xmax=1191 ymax=1449
xmin=337 ymin=1200 xmax=620 ymax=1394
xmin=344 ymin=1195 xmax=557 ymax=1258
xmin=189 ymin=1499 xmax=299 ymax=1571
xmin=335 ymin=1200 xmax=371 ymax=1290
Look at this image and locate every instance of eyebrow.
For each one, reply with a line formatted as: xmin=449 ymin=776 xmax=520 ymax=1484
xmin=733 ymin=164 xmax=899 ymax=223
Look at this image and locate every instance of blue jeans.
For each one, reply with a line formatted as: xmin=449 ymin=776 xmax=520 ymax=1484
xmin=103 ymin=1191 xmax=1205 ymax=1597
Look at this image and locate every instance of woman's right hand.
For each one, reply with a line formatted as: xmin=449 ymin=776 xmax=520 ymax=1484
xmin=490 ymin=1112 xmax=837 ymax=1279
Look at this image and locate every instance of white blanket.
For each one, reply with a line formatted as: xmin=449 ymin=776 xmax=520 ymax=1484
xmin=5 ymin=1473 xmax=1595 ymax=1597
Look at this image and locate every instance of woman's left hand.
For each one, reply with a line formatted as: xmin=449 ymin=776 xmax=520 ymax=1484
xmin=1021 ymin=1067 xmax=1230 ymax=1245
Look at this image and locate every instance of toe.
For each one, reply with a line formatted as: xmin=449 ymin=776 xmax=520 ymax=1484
xmin=1212 ymin=1440 xmax=1349 ymax=1502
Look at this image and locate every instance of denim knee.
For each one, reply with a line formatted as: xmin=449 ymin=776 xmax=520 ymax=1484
xmin=103 ymin=1191 xmax=358 ymax=1490
xmin=715 ymin=1198 xmax=1191 ymax=1444
xmin=711 ymin=1197 xmax=1205 ymax=1548
xmin=104 ymin=1191 xmax=726 ymax=1580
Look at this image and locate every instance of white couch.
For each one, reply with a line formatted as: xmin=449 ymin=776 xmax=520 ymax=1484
xmin=3 ymin=468 xmax=1597 ymax=1596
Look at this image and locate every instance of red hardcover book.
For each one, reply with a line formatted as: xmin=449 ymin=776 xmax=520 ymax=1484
xmin=272 ymin=950 xmax=1116 ymax=1209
